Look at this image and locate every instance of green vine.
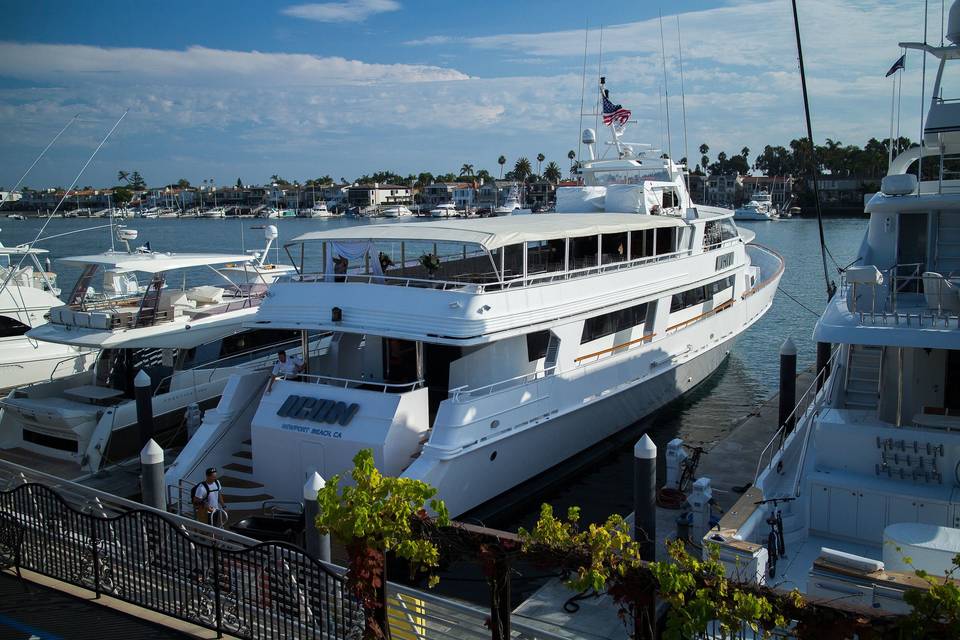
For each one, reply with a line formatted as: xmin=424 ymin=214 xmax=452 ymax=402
xmin=314 ymin=448 xmax=449 ymax=639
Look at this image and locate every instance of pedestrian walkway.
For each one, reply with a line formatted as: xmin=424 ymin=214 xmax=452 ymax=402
xmin=0 ymin=572 xmax=186 ymax=639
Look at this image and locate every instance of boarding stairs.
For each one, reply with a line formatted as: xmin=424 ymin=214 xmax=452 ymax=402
xmin=935 ymin=213 xmax=960 ymax=275
xmin=218 ymin=437 xmax=275 ymax=513
xmin=844 ymin=344 xmax=882 ymax=411
xmin=134 ymin=273 xmax=166 ymax=327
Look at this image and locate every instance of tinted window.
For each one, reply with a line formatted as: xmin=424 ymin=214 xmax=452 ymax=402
xmin=0 ymin=316 xmax=29 ymax=338
xmin=526 ymin=330 xmax=550 ymax=361
xmin=581 ymin=302 xmax=648 ymax=343
xmin=670 ymin=275 xmax=735 ymax=313
xmin=703 ymin=221 xmax=722 ymax=249
xmin=656 ymin=228 xmax=676 ymax=255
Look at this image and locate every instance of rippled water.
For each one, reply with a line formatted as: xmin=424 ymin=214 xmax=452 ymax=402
xmin=0 ymin=215 xmax=866 ymax=528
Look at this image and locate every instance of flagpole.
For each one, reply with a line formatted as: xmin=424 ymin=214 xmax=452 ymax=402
xmin=888 ymin=72 xmax=897 ymax=171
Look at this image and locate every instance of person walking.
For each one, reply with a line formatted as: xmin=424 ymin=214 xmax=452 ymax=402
xmin=266 ymin=348 xmax=304 ymax=393
xmin=192 ymin=467 xmax=225 ymax=525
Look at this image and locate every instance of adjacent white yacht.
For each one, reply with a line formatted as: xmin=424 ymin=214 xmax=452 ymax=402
xmin=382 ymin=205 xmax=414 ymax=218
xmin=299 ymin=202 xmax=333 ymax=218
xmin=165 ymin=120 xmax=782 ymax=517
xmin=713 ymin=6 xmax=960 ymax=614
xmin=0 ymin=243 xmax=96 ymax=392
xmin=430 ymin=203 xmax=459 ymax=218
xmin=734 ymin=191 xmax=776 ymax=221
xmin=493 ymin=184 xmax=531 ymax=216
xmin=199 ymin=207 xmax=227 ymax=219
xmin=0 ymin=228 xmax=300 ymax=475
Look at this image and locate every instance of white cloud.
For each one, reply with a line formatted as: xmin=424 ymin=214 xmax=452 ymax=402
xmin=403 ymin=35 xmax=453 ymax=46
xmin=0 ymin=42 xmax=469 ymax=86
xmin=282 ymin=0 xmax=400 ymax=23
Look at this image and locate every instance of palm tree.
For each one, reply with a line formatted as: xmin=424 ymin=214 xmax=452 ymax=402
xmin=536 ymin=153 xmax=545 ymax=177
xmin=514 ymin=157 xmax=532 ymax=183
xmin=497 ymin=155 xmax=507 ymax=179
xmin=699 ymin=143 xmax=709 ymax=176
xmin=117 ymin=170 xmax=130 ymax=184
xmin=459 ymin=164 xmax=474 ymax=178
xmin=543 ymin=161 xmax=562 ymax=184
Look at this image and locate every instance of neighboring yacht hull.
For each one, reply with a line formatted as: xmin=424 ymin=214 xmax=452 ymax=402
xmin=0 ymin=338 xmax=96 ymax=393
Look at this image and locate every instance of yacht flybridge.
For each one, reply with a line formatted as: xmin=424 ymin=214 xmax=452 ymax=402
xmin=0 ymin=227 xmax=303 ymax=474
xmin=0 ymin=243 xmax=96 ymax=392
xmin=713 ymin=2 xmax=960 ymax=615
xmin=166 ymin=117 xmax=783 ymax=516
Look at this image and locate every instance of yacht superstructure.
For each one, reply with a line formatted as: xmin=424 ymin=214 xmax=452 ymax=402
xmin=0 ymin=244 xmax=96 ymax=392
xmin=167 ymin=147 xmax=782 ymax=517
xmin=0 ymin=228 xmax=299 ymax=473
xmin=713 ymin=4 xmax=960 ymax=614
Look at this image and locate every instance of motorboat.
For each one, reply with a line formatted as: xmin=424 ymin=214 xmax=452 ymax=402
xmin=429 ymin=203 xmax=459 ymax=218
xmin=0 ymin=243 xmax=96 ymax=393
xmin=298 ymin=202 xmax=333 ymax=218
xmin=734 ymin=191 xmax=776 ymax=221
xmin=493 ymin=184 xmax=531 ymax=216
xmin=714 ymin=4 xmax=960 ymax=615
xmin=382 ymin=205 xmax=414 ymax=218
xmin=199 ymin=207 xmax=227 ymax=219
xmin=0 ymin=227 xmax=302 ymax=475
xmin=165 ymin=110 xmax=782 ymax=517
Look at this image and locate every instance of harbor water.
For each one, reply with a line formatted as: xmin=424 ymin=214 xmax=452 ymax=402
xmin=1 ymin=215 xmax=865 ymax=529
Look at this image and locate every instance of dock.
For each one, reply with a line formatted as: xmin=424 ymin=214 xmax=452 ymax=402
xmin=512 ymin=370 xmax=814 ymax=639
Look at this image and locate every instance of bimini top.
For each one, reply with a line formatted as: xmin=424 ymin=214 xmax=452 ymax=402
xmin=58 ymin=251 xmax=254 ymax=273
xmin=0 ymin=246 xmax=49 ymax=256
xmin=289 ymin=213 xmax=686 ymax=252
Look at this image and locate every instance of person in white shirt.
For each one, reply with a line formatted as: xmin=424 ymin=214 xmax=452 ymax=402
xmin=192 ymin=467 xmax=225 ymax=525
xmin=266 ymin=349 xmax=303 ymax=393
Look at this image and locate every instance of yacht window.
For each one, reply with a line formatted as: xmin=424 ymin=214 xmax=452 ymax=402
xmin=0 ymin=316 xmax=29 ymax=338
xmin=670 ymin=275 xmax=735 ymax=313
xmin=703 ymin=221 xmax=723 ymax=250
xmin=720 ymin=219 xmax=739 ymax=241
xmin=503 ymin=243 xmax=525 ymax=280
xmin=630 ymin=230 xmax=656 ymax=258
xmin=656 ymin=228 xmax=676 ymax=255
xmin=526 ymin=330 xmax=551 ymax=361
xmin=601 ymin=233 xmax=628 ymax=264
xmin=526 ymin=239 xmax=566 ymax=275
xmin=217 ymin=329 xmax=300 ymax=362
xmin=570 ymin=235 xmax=599 ymax=270
xmin=661 ymin=190 xmax=678 ymax=209
xmin=581 ymin=302 xmax=649 ymax=343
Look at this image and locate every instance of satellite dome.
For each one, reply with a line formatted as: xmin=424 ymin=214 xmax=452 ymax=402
xmin=117 ymin=228 xmax=138 ymax=241
xmin=582 ymin=128 xmax=596 ymax=145
xmin=265 ymin=224 xmax=278 ymax=240
xmin=948 ymin=0 xmax=960 ymax=45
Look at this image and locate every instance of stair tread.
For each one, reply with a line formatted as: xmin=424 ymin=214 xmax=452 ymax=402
xmin=223 ymin=462 xmax=253 ymax=473
xmin=219 ymin=475 xmax=264 ymax=489
xmin=232 ymin=450 xmax=252 ymax=459
xmin=241 ymin=439 xmax=252 ymax=445
xmin=222 ymin=493 xmax=275 ymax=504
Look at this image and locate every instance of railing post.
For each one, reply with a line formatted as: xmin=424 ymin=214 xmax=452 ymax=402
xmin=633 ymin=434 xmax=657 ymax=562
xmin=134 ymin=370 xmax=154 ymax=451
xmin=489 ymin=549 xmax=511 ymax=640
xmin=89 ymin=516 xmax=101 ymax=599
xmin=304 ymin=472 xmax=331 ymax=563
xmin=213 ymin=544 xmax=223 ymax=639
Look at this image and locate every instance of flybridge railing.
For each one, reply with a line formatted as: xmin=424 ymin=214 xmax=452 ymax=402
xmin=449 ymin=366 xmax=557 ymax=401
xmin=843 ymin=262 xmax=960 ymax=327
xmin=754 ymin=346 xmax=841 ymax=488
xmin=290 ymin=373 xmax=424 ymax=393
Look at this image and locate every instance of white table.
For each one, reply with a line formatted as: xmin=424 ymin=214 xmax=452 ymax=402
xmin=64 ymin=385 xmax=125 ymax=404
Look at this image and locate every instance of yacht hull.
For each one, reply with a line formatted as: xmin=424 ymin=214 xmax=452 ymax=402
xmin=406 ymin=335 xmax=735 ymax=517
xmin=0 ymin=338 xmax=96 ymax=393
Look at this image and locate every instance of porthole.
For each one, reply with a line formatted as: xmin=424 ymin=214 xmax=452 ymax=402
xmin=490 ymin=451 xmax=497 ymax=461
xmin=490 ymin=420 xmax=500 ymax=429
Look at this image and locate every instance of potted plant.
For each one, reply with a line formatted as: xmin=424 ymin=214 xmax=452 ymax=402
xmin=418 ymin=253 xmax=440 ymax=278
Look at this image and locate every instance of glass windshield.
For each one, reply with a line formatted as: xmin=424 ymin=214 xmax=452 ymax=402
xmin=585 ymin=167 xmax=670 ymax=186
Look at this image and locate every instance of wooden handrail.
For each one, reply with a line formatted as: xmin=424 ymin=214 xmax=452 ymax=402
xmin=574 ymin=333 xmax=656 ymax=363
xmin=665 ymin=298 xmax=734 ymax=333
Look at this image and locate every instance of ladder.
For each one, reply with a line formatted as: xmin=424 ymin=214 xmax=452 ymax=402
xmin=134 ymin=273 xmax=166 ymax=327
xmin=844 ymin=344 xmax=882 ymax=411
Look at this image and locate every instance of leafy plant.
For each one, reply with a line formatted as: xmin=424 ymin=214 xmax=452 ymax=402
xmin=899 ymin=550 xmax=960 ymax=639
xmin=418 ymin=253 xmax=440 ymax=275
xmin=314 ymin=449 xmax=449 ymax=639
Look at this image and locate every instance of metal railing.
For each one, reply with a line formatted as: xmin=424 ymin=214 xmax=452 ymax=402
xmin=291 ymin=373 xmax=424 ymax=393
xmin=449 ymin=367 xmax=556 ymax=401
xmin=0 ymin=481 xmax=363 ymax=639
xmin=843 ymin=262 xmax=960 ymax=326
xmin=754 ymin=346 xmax=841 ymax=486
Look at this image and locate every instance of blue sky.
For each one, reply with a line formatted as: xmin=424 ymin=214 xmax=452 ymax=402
xmin=0 ymin=0 xmax=939 ymax=189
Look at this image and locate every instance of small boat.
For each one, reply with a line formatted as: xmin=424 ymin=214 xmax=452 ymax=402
xmin=733 ymin=191 xmax=775 ymax=221
xmin=298 ymin=202 xmax=332 ymax=218
xmin=199 ymin=207 xmax=227 ymax=219
xmin=429 ymin=203 xmax=459 ymax=218
xmin=5 ymin=214 xmax=24 ymax=220
xmin=382 ymin=205 xmax=413 ymax=218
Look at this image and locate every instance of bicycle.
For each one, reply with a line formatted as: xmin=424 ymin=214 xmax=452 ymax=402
xmin=754 ymin=497 xmax=794 ymax=579
xmin=678 ymin=444 xmax=707 ymax=494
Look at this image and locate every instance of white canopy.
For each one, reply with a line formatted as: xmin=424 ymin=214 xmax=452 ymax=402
xmin=0 ymin=246 xmax=49 ymax=256
xmin=58 ymin=251 xmax=254 ymax=273
xmin=289 ymin=213 xmax=686 ymax=252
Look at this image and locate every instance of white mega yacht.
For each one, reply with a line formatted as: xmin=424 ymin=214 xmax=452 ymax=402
xmin=734 ymin=191 xmax=776 ymax=221
xmin=165 ymin=121 xmax=783 ymax=517
xmin=298 ymin=202 xmax=333 ymax=218
xmin=0 ymin=228 xmax=300 ymax=474
xmin=0 ymin=244 xmax=96 ymax=392
xmin=712 ymin=6 xmax=960 ymax=614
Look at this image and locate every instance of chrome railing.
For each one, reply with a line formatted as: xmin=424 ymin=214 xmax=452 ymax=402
xmin=843 ymin=262 xmax=960 ymax=326
xmin=291 ymin=373 xmax=424 ymax=393
xmin=754 ymin=346 xmax=840 ymax=487
xmin=449 ymin=366 xmax=556 ymax=401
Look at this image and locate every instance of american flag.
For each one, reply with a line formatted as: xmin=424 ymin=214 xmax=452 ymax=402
xmin=602 ymin=93 xmax=631 ymax=127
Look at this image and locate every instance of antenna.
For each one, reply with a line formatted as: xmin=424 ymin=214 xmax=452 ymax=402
xmin=919 ymin=0 xmax=929 ymax=197
xmin=676 ymin=15 xmax=691 ymax=198
xmin=658 ymin=12 xmax=673 ymax=174
xmin=577 ymin=19 xmax=590 ymax=164
xmin=595 ymin=25 xmax=604 ymax=138
xmin=0 ymin=115 xmax=77 ymax=211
